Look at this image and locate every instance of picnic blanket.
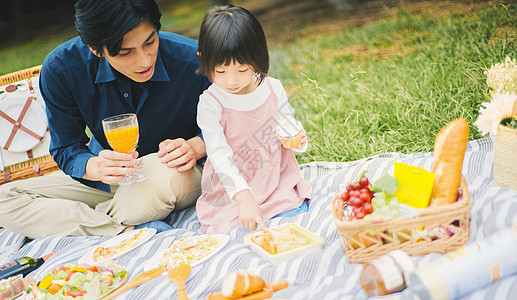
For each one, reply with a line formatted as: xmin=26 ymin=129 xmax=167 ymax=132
xmin=1 ymin=137 xmax=517 ymax=299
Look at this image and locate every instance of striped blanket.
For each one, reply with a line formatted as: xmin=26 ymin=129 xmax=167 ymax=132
xmin=1 ymin=137 xmax=516 ymax=299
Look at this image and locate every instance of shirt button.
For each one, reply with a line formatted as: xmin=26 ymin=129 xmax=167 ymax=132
xmin=124 ymin=93 xmax=129 ymax=98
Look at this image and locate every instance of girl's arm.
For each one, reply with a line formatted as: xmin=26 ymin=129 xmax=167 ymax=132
xmin=273 ymin=78 xmax=308 ymax=152
xmin=234 ymin=189 xmax=264 ymax=231
xmin=197 ymin=93 xmax=251 ymax=199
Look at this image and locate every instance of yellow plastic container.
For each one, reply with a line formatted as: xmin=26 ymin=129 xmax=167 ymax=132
xmin=393 ymin=162 xmax=435 ymax=209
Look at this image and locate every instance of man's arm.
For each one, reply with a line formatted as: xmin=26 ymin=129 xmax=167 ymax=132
xmin=39 ymin=58 xmax=94 ymax=180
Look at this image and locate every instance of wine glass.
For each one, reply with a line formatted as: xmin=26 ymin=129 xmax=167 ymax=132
xmin=102 ymin=113 xmax=146 ymax=185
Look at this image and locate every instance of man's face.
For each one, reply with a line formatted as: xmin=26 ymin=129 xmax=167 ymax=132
xmin=94 ymin=20 xmax=159 ymax=83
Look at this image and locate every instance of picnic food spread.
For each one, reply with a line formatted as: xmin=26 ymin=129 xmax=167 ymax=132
xmin=332 ymin=118 xmax=471 ymax=265
xmin=208 ymin=270 xmax=289 ymax=300
xmin=429 ymin=118 xmax=469 ymax=207
xmin=4 ymin=116 xmax=511 ymax=299
xmin=21 ymin=261 xmax=126 ymax=299
xmin=249 ymin=226 xmax=308 ymax=255
xmin=158 ymin=235 xmax=222 ymax=267
xmin=221 ymin=270 xmax=265 ymax=298
xmin=244 ymin=223 xmax=324 ymax=265
xmin=92 ymin=228 xmax=148 ymax=262
xmin=0 ymin=275 xmax=33 ymax=300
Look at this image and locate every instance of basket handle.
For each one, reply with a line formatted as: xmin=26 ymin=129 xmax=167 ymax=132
xmin=331 ymin=194 xmax=344 ymax=220
xmin=460 ymin=175 xmax=469 ymax=204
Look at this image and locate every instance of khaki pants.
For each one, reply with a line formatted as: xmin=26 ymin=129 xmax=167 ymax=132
xmin=0 ymin=153 xmax=202 ymax=239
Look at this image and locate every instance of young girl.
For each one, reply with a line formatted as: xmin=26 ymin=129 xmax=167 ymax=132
xmin=195 ymin=5 xmax=312 ymax=234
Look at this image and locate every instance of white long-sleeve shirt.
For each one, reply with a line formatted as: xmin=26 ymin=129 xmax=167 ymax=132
xmin=197 ymin=77 xmax=301 ymax=199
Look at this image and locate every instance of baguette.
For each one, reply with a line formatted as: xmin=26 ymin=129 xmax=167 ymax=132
xmin=429 ymin=118 xmax=469 ymax=206
xmin=221 ymin=270 xmax=265 ymax=298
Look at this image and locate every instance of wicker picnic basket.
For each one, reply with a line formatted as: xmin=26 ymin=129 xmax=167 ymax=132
xmin=0 ymin=65 xmax=60 ymax=185
xmin=331 ymin=177 xmax=470 ymax=263
xmin=493 ymin=99 xmax=517 ymax=190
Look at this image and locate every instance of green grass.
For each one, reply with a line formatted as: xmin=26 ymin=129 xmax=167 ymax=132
xmin=272 ymin=3 xmax=516 ymax=163
xmin=0 ymin=33 xmax=76 ymax=75
xmin=1 ymin=2 xmax=515 ymax=165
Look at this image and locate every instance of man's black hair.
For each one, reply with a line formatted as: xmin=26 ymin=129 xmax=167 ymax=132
xmin=75 ymin=0 xmax=161 ymax=56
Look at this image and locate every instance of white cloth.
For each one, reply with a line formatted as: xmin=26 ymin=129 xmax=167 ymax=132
xmin=197 ymin=77 xmax=303 ymax=199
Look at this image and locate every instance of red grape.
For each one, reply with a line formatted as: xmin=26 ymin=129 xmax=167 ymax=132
xmin=364 ymin=203 xmax=373 ymax=214
xmin=350 ymin=197 xmax=362 ymax=207
xmin=353 ymin=207 xmax=362 ymax=215
xmin=342 ymin=173 xmax=376 ymax=220
xmin=359 ymin=192 xmax=371 ymax=203
xmin=360 ymin=176 xmax=369 ymax=187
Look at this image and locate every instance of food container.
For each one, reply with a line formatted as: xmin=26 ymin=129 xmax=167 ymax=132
xmin=276 ymin=120 xmax=303 ymax=149
xmin=244 ymin=223 xmax=325 ymax=264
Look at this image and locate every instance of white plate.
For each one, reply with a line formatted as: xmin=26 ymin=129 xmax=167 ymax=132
xmin=0 ymin=96 xmax=47 ymax=152
xmin=143 ymin=234 xmax=229 ymax=274
xmin=78 ymin=228 xmax=156 ymax=265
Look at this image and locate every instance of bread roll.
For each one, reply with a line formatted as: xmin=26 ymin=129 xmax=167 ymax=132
xmin=429 ymin=118 xmax=469 ymax=206
xmin=221 ymin=270 xmax=265 ymax=298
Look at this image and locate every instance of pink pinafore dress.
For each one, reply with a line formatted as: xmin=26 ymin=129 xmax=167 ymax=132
xmin=196 ymin=78 xmax=312 ymax=234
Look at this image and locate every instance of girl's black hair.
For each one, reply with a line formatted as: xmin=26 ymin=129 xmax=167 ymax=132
xmin=197 ymin=5 xmax=269 ymax=82
xmin=75 ymin=0 xmax=162 ymax=56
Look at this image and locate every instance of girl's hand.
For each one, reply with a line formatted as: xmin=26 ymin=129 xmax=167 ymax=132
xmin=84 ymin=150 xmax=139 ymax=184
xmin=234 ymin=190 xmax=264 ymax=231
xmin=158 ymin=137 xmax=205 ymax=172
xmin=296 ymin=129 xmax=308 ymax=149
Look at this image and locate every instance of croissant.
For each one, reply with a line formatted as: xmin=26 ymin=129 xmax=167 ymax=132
xmin=221 ymin=270 xmax=265 ymax=298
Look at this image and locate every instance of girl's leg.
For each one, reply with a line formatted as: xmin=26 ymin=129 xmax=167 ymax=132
xmin=0 ymin=171 xmax=123 ymax=239
xmin=272 ymin=200 xmax=310 ymax=218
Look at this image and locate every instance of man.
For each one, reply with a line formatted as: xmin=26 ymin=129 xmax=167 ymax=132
xmin=0 ymin=0 xmax=210 ymax=238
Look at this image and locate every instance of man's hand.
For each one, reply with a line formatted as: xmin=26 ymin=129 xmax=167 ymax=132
xmin=84 ymin=150 xmax=139 ymax=184
xmin=157 ymin=136 xmax=206 ymax=172
xmin=234 ymin=190 xmax=264 ymax=231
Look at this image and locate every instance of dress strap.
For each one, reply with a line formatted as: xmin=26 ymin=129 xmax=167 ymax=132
xmin=264 ymin=76 xmax=278 ymax=102
xmin=265 ymin=76 xmax=274 ymax=93
xmin=204 ymin=90 xmax=224 ymax=110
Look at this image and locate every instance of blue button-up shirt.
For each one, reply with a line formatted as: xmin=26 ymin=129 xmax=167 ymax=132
xmin=40 ymin=32 xmax=210 ymax=192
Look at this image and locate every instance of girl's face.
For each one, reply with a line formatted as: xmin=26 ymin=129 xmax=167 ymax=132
xmin=212 ymin=61 xmax=258 ymax=95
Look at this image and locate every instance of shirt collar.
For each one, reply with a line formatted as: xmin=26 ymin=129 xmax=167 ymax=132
xmin=95 ymin=49 xmax=170 ymax=83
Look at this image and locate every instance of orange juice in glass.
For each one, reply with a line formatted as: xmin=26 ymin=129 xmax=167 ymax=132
xmin=277 ymin=119 xmax=303 ymax=149
xmin=102 ymin=113 xmax=146 ymax=185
